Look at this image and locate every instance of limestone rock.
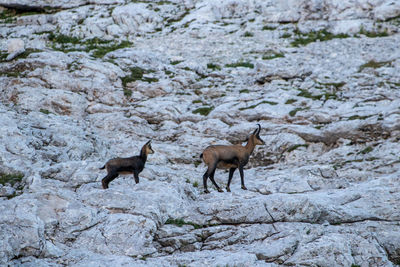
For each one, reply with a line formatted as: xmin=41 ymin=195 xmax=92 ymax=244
xmin=1 ymin=0 xmax=400 ymax=266
xmin=6 ymin=38 xmax=24 ymax=60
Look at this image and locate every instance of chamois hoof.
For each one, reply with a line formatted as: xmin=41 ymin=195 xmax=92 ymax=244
xmin=241 ymin=186 xmax=247 ymax=190
xmin=204 ymin=189 xmax=210 ymax=194
xmin=226 ymin=188 xmax=231 ymax=192
xmin=102 ymin=180 xmax=108 ymax=189
xmin=217 ymin=188 xmax=224 ymax=193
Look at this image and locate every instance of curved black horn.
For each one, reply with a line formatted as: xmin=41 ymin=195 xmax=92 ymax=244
xmin=254 ymin=124 xmax=261 ymax=135
xmin=146 ymin=140 xmax=152 ymax=145
xmin=252 ymin=124 xmax=261 ymax=135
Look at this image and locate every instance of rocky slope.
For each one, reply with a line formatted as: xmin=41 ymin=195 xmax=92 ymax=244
xmin=1 ymin=0 xmax=400 ymax=266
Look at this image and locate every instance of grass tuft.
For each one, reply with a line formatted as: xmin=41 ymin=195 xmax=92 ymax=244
xmin=121 ymin=66 xmax=159 ymax=87
xmin=262 ymin=25 xmax=277 ymax=31
xmin=297 ymin=89 xmax=338 ymax=101
xmin=358 ymin=146 xmax=373 ymax=155
xmin=40 ymin=109 xmax=51 ymax=115
xmin=262 ymin=52 xmax=284 ymax=60
xmin=287 ymin=144 xmax=309 ymax=152
xmin=207 ymin=63 xmax=221 ymax=71
xmin=359 ymin=60 xmax=391 ymax=72
xmin=48 ymin=33 xmax=132 ymax=58
xmin=289 ymin=107 xmax=307 ymax=117
xmin=225 ymin=61 xmax=254 ymax=69
xmin=0 ymin=172 xmax=24 ymax=187
xmin=192 ymin=106 xmax=214 ymax=116
xmin=285 ymin=99 xmax=297 ymax=104
xmin=170 ymin=60 xmax=183 ymax=65
xmin=239 ymin=100 xmax=278 ymax=111
xmin=347 ymin=115 xmax=372 ymax=121
xmin=123 ymin=88 xmax=132 ymax=97
xmin=358 ymin=27 xmax=389 ymax=38
xmin=291 ymin=29 xmax=349 ymax=47
xmin=243 ymin=31 xmax=254 ymax=37
xmin=165 ymin=218 xmax=203 ymax=229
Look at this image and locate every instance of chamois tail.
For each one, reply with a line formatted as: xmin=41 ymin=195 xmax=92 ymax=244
xmin=200 ymin=153 xmax=203 ymax=159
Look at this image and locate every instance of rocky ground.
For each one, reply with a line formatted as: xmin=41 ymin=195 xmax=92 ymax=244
xmin=1 ymin=0 xmax=400 ymax=266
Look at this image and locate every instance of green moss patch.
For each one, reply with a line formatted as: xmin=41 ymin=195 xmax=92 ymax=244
xmin=318 ymin=81 xmax=346 ymax=90
xmin=287 ymin=144 xmax=309 ymax=152
xmin=358 ymin=146 xmax=373 ymax=155
xmin=262 ymin=25 xmax=277 ymax=31
xmin=359 ymin=60 xmax=391 ymax=72
xmin=165 ymin=8 xmax=190 ymax=27
xmin=0 ymin=172 xmax=24 ymax=187
xmin=347 ymin=115 xmax=372 ymax=121
xmin=239 ymin=100 xmax=278 ymax=111
xmin=358 ymin=27 xmax=389 ymax=38
xmin=0 ymin=7 xmax=53 ymax=24
xmin=121 ymin=66 xmax=159 ymax=87
xmin=207 ymin=63 xmax=221 ymax=71
xmin=297 ymin=89 xmax=338 ymax=101
xmin=285 ymin=99 xmax=297 ymax=104
xmin=262 ymin=52 xmax=284 ymax=60
xmin=280 ymin=33 xmax=292 ymax=38
xmin=243 ymin=31 xmax=254 ymax=37
xmin=123 ymin=88 xmax=132 ymax=97
xmin=165 ymin=218 xmax=202 ymax=229
xmin=0 ymin=48 xmax=42 ymax=63
xmin=92 ymin=40 xmax=131 ymax=58
xmin=48 ymin=33 xmax=132 ymax=58
xmin=0 ymin=51 xmax=7 ymax=61
xmin=289 ymin=107 xmax=308 ymax=117
xmin=291 ymin=29 xmax=349 ymax=47
xmin=192 ymin=106 xmax=214 ymax=116
xmin=40 ymin=108 xmax=52 ymax=115
xmin=225 ymin=61 xmax=254 ymax=69
xmin=0 ymin=9 xmax=17 ymax=23
xmin=170 ymin=60 xmax=183 ymax=65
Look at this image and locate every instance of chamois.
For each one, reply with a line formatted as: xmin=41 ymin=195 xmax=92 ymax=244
xmin=200 ymin=124 xmax=265 ymax=193
xmin=100 ymin=140 xmax=154 ymax=189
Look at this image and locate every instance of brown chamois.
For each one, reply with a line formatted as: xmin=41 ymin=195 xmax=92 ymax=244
xmin=100 ymin=140 xmax=154 ymax=189
xmin=200 ymin=124 xmax=265 ymax=193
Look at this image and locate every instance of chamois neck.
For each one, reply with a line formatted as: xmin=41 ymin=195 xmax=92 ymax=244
xmin=244 ymin=137 xmax=256 ymax=154
xmin=139 ymin=147 xmax=148 ymax=162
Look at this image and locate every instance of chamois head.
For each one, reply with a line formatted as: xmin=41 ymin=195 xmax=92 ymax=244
xmin=143 ymin=140 xmax=154 ymax=155
xmin=248 ymin=124 xmax=265 ymax=145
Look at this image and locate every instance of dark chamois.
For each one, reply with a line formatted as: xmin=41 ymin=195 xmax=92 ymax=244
xmin=100 ymin=140 xmax=154 ymax=189
xmin=200 ymin=124 xmax=265 ymax=193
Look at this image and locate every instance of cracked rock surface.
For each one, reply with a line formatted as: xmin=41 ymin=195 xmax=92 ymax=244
xmin=1 ymin=0 xmax=400 ymax=266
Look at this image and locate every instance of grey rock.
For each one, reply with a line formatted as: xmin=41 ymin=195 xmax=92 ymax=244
xmin=1 ymin=0 xmax=400 ymax=266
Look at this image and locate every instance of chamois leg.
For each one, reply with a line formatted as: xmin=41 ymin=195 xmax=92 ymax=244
xmin=209 ymin=169 xmax=223 ymax=192
xmin=133 ymin=170 xmax=139 ymax=184
xmin=203 ymin=170 xmax=210 ymax=193
xmin=239 ymin=165 xmax=247 ymax=190
xmin=102 ymin=171 xmax=118 ymax=189
xmin=226 ymin=168 xmax=236 ymax=192
xmin=203 ymin=163 xmax=217 ymax=193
